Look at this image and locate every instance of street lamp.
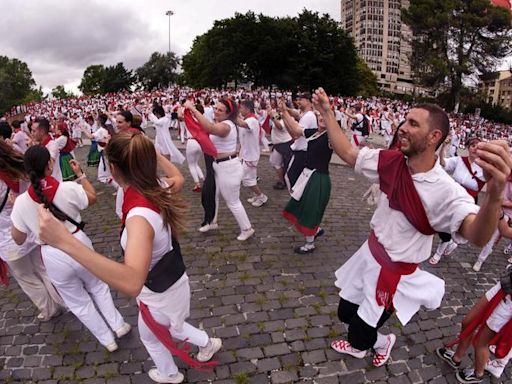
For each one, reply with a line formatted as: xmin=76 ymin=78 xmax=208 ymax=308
xmin=165 ymin=10 xmax=174 ymax=54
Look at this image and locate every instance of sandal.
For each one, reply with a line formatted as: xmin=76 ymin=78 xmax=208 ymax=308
xmin=429 ymin=253 xmax=442 ymax=265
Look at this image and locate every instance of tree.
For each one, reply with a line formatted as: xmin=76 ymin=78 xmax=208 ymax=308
xmin=403 ymin=0 xmax=512 ymax=111
xmin=78 ymin=65 xmax=106 ymax=95
xmin=51 ymin=85 xmax=72 ymax=99
xmin=181 ymin=10 xmax=373 ymax=95
xmin=102 ymin=63 xmax=134 ymax=93
xmin=136 ymin=52 xmax=179 ymax=90
xmin=0 ymin=56 xmax=37 ymax=114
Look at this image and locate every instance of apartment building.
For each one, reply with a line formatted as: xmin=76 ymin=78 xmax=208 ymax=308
xmin=479 ymin=70 xmax=512 ymax=110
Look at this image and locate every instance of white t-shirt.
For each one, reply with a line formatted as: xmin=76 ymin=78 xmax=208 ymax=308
xmin=11 ymin=181 xmax=89 ymax=244
xmin=444 ymin=157 xmax=485 ymax=192
xmin=204 ymin=106 xmax=215 ymax=123
xmin=12 ymin=130 xmax=30 ymax=154
xmin=270 ymin=119 xmax=292 ymax=145
xmin=92 ymin=127 xmax=109 ymax=152
xmin=291 ymin=110 xmax=318 ymax=151
xmin=355 ymin=147 xmax=479 ymax=263
xmin=239 ymin=117 xmax=261 ymax=162
xmin=210 ymin=120 xmax=238 ymax=154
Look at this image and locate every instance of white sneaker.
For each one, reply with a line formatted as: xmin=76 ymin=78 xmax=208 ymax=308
xmin=198 ymin=222 xmax=218 ymax=233
xmin=443 ymin=240 xmax=458 ymax=256
xmin=197 ymin=338 xmax=222 ymax=362
xmin=485 ymin=359 xmax=506 ymax=379
xmin=373 ymin=333 xmax=396 ymax=367
xmin=331 ymin=339 xmax=366 ymax=358
xmin=504 ymin=244 xmax=512 ymax=255
xmin=251 ymin=194 xmax=268 ymax=207
xmin=148 ymin=368 xmax=184 ymax=383
xmin=105 ymin=341 xmax=118 ymax=352
xmin=473 ymin=260 xmax=483 ymax=272
xmin=237 ymin=228 xmax=255 ymax=241
xmin=435 ymin=241 xmax=449 ymax=256
xmin=115 ymin=322 xmax=131 ymax=338
xmin=247 ymin=196 xmax=257 ymax=203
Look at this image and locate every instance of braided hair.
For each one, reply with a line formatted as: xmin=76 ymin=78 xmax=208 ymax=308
xmin=23 ymin=145 xmax=67 ymax=221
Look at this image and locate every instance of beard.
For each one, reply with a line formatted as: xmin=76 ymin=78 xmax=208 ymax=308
xmin=399 ymin=136 xmax=428 ymax=157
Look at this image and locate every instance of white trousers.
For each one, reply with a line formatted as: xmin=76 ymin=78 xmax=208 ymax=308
xmin=212 ymin=158 xmax=252 ymax=231
xmin=41 ymin=231 xmax=125 ymax=346
xmin=138 ymin=308 xmax=208 ymax=376
xmin=7 ymin=246 xmax=65 ymax=318
xmin=186 ymin=139 xmax=204 ymax=183
xmin=477 ymin=227 xmax=502 ymax=263
xmin=179 ymin=122 xmax=186 ymax=144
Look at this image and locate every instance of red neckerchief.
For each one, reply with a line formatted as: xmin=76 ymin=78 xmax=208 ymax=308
xmin=41 ymin=135 xmax=52 ymax=146
xmin=447 ymin=288 xmax=512 ymax=359
xmin=377 ymin=150 xmax=435 ymax=235
xmin=0 ymin=171 xmax=20 ymax=193
xmin=121 ymin=187 xmax=160 ymax=225
xmin=28 ymin=176 xmax=60 ymax=203
xmin=461 ymin=156 xmax=486 ymax=197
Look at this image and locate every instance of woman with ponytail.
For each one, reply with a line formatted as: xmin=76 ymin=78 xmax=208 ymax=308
xmin=38 ymin=132 xmax=222 ymax=384
xmin=0 ymin=140 xmax=64 ymax=321
xmin=11 ymin=145 xmax=130 ymax=352
xmin=184 ymin=97 xmax=255 ymax=241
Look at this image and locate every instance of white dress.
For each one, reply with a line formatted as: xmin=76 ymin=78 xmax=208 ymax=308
xmin=148 ymin=113 xmax=185 ymax=164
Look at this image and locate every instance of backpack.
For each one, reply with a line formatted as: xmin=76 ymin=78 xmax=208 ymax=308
xmin=353 ymin=116 xmax=369 ymax=136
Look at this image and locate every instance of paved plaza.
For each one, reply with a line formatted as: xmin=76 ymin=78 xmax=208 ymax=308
xmin=1 ymin=133 xmax=511 ymax=384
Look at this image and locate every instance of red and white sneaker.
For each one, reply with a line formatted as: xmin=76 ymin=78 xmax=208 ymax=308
xmin=372 ymin=333 xmax=396 ymax=367
xmin=331 ymin=339 xmax=366 ymax=359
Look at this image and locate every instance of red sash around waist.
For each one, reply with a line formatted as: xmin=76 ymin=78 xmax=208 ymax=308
xmin=368 ymin=231 xmax=418 ymax=310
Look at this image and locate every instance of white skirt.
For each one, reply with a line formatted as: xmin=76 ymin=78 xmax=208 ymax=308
xmin=334 ymin=241 xmax=445 ymax=327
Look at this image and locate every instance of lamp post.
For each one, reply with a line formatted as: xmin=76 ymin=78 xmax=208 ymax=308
xmin=165 ymin=10 xmax=174 ymax=54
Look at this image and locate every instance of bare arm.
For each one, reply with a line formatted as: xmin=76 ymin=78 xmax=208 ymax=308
xmin=278 ymin=100 xmax=303 ymax=139
xmin=11 ymin=226 xmax=27 ymax=245
xmin=70 ymin=159 xmax=96 ymax=205
xmin=38 ymin=207 xmax=153 ymax=297
xmin=313 ymin=88 xmax=359 ymax=167
xmin=156 ymin=152 xmax=185 ymax=193
xmin=183 ymin=100 xmax=230 ymax=137
xmin=459 ymin=141 xmax=512 ymax=246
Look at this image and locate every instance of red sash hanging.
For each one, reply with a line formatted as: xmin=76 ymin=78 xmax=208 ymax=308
xmin=377 ymin=150 xmax=435 ymax=235
xmin=447 ymin=288 xmax=512 ymax=359
xmin=0 ymin=260 xmax=8 ymax=286
xmin=183 ymin=109 xmax=217 ymax=157
xmin=0 ymin=172 xmax=20 ymax=193
xmin=461 ymin=156 xmax=486 ymax=198
xmin=122 ymin=188 xmax=218 ymax=370
xmin=27 ymin=176 xmax=60 ymax=203
xmin=261 ymin=115 xmax=271 ymax=135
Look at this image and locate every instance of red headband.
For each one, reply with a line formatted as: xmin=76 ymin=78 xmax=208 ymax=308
xmin=225 ymin=98 xmax=234 ymax=113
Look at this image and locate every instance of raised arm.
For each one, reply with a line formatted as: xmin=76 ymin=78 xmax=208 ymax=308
xmin=183 ymin=100 xmax=230 ymax=137
xmin=460 ymin=141 xmax=512 ymax=246
xmin=313 ymin=88 xmax=359 ymax=167
xmin=278 ymin=100 xmax=304 ymax=139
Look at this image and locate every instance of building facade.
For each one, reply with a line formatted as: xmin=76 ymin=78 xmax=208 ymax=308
xmin=479 ymin=70 xmax=512 ymax=110
xmin=340 ymin=0 xmax=416 ymax=95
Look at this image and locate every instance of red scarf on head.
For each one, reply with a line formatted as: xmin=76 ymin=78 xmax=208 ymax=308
xmin=122 ymin=187 xmax=218 ymax=371
xmin=0 ymin=172 xmax=20 ymax=193
xmin=183 ymin=109 xmax=217 ymax=157
xmin=447 ymin=288 xmax=512 ymax=359
xmin=28 ymin=176 xmax=60 ymax=203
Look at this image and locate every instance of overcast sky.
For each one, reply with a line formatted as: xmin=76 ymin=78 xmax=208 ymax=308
xmin=0 ymin=0 xmax=340 ymax=93
xmin=2 ymin=1 xmax=511 ymax=94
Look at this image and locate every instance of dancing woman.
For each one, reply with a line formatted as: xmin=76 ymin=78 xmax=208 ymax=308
xmin=11 ymin=145 xmax=130 ymax=352
xmin=38 ymin=132 xmax=222 ymax=384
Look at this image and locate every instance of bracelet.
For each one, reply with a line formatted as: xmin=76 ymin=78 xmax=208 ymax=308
xmin=76 ymin=174 xmax=87 ymax=183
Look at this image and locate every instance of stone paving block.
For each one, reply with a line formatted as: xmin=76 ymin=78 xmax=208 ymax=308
xmin=270 ymin=370 xmax=298 ymax=384
xmin=263 ymin=343 xmax=290 ymax=357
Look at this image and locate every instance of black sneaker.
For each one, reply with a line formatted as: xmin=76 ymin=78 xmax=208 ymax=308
xmin=314 ymin=228 xmax=325 ymax=239
xmin=436 ymin=347 xmax=461 ymax=369
xmin=456 ymin=368 xmax=484 ymax=383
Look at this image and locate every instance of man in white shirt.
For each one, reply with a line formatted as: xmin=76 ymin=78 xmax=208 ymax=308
xmin=238 ymin=100 xmax=268 ymax=207
xmin=314 ymin=87 xmax=511 ymax=370
xmin=11 ymin=120 xmax=30 ymax=154
xmin=31 ymin=118 xmax=65 ymax=182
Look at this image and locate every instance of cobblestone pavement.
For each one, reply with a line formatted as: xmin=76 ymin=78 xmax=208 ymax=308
xmin=1 ymin=132 xmax=511 ymax=384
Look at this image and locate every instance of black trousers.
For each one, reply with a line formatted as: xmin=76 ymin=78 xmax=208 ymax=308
xmin=201 ymin=154 xmax=216 ymax=225
xmin=337 ymin=297 xmax=393 ymax=351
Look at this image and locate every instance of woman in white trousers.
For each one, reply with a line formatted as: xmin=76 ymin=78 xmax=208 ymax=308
xmin=11 ymin=145 xmax=130 ymax=352
xmin=184 ymin=98 xmax=254 ymax=241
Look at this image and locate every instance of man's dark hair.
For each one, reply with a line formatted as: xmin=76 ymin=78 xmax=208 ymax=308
xmin=119 ymin=110 xmax=133 ymax=125
xmin=0 ymin=121 xmax=12 ymax=140
xmin=152 ymin=105 xmax=165 ymax=117
xmin=240 ymin=99 xmax=255 ymax=113
xmin=414 ymin=103 xmax=449 ymax=149
xmin=35 ymin=118 xmax=51 ymax=134
xmin=11 ymin=120 xmax=21 ymax=129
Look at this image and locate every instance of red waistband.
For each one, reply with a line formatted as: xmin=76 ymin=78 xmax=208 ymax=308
xmin=368 ymin=231 xmax=417 ymax=275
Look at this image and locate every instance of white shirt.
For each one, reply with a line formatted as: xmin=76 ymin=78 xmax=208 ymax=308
xmin=204 ymin=106 xmax=215 ymax=123
xmin=290 ymin=110 xmax=318 ymax=151
xmin=12 ymin=130 xmax=30 ymax=154
xmin=45 ymin=139 xmax=65 ymax=181
xmin=355 ymin=147 xmax=479 ymax=263
xmin=92 ymin=127 xmax=109 ymax=152
xmin=11 ymin=181 xmax=89 ymax=244
xmin=0 ymin=181 xmax=37 ymax=261
xmin=239 ymin=117 xmax=261 ymax=162
xmin=444 ymin=157 xmax=485 ymax=192
xmin=270 ymin=119 xmax=292 ymax=145
xmin=210 ymin=120 xmax=238 ymax=154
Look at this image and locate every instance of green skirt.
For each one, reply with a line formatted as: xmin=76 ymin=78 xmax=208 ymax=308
xmin=60 ymin=153 xmax=76 ymax=181
xmin=87 ymin=140 xmax=100 ymax=167
xmin=283 ymin=171 xmax=331 ymax=236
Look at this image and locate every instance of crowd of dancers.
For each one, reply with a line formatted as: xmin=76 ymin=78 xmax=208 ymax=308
xmin=1 ymin=86 xmax=512 ymax=384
